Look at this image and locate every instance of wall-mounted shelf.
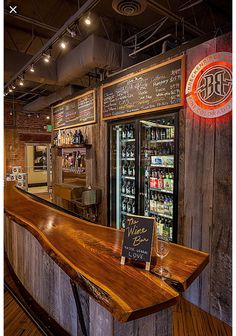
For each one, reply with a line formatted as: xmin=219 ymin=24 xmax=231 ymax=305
xmin=54 ymin=144 xmax=92 ymax=149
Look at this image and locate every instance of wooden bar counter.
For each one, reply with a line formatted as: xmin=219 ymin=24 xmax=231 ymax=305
xmin=4 ymin=182 xmax=209 ymax=336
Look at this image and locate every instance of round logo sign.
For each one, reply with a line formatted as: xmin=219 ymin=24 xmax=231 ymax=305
xmin=186 ymin=52 xmax=232 ymax=118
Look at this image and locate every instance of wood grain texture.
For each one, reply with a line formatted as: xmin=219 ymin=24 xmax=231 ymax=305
xmin=4 ymin=291 xmax=43 ymax=336
xmin=179 ymin=32 xmax=232 ymax=325
xmin=4 ymin=182 xmax=208 ymax=323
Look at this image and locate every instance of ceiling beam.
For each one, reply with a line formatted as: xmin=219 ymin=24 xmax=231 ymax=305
xmin=5 ymin=0 xmax=101 ymax=90
xmin=147 ymin=0 xmax=205 ymax=36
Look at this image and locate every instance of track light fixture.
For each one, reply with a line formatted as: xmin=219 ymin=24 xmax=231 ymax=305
xmin=60 ymin=40 xmax=67 ymax=49
xmin=30 ymin=64 xmax=35 ymax=72
xmin=67 ymin=28 xmax=76 ymax=38
xmin=84 ymin=13 xmax=91 ymax=25
xmin=12 ymin=83 xmax=16 ymax=89
xmin=19 ymin=75 xmax=24 ymax=86
xmin=8 ymin=87 xmax=13 ymax=93
xmin=43 ymin=49 xmax=51 ymax=63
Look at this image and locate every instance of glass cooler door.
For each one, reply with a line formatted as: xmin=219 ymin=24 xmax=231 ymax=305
xmin=139 ymin=114 xmax=177 ymax=242
xmin=110 ymin=122 xmax=136 ymax=229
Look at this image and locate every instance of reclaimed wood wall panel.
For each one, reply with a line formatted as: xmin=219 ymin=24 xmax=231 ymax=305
xmin=179 ymin=33 xmax=232 ymax=325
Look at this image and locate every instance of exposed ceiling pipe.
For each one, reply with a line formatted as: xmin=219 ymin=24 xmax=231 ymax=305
xmin=129 ymin=34 xmax=171 ymax=56
xmin=147 ymin=0 xmax=204 ymax=36
xmin=5 ymin=11 xmax=80 ymax=41
xmin=4 ymin=0 xmax=101 ymax=90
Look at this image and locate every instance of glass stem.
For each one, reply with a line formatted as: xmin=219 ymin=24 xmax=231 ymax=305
xmin=160 ymin=256 xmax=163 ymax=275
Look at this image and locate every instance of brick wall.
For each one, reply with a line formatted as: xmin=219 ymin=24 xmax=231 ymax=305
xmin=4 ymin=101 xmax=51 ymax=174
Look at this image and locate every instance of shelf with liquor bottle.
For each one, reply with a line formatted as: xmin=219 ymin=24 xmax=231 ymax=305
xmin=53 ymin=128 xmax=91 ymax=149
xmin=109 ymin=114 xmax=178 ymax=240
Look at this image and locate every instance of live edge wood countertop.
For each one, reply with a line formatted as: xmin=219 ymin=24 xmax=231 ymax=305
xmin=4 ymin=182 xmax=209 ymax=323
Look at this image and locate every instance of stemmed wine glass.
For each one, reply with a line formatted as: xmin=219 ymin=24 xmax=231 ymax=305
xmin=154 ymin=229 xmax=170 ymax=277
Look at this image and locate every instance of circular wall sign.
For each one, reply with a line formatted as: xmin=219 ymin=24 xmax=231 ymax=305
xmin=186 ymin=52 xmax=232 ymax=118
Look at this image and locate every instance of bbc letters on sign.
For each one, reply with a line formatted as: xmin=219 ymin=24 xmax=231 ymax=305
xmin=186 ymin=52 xmax=232 ymax=118
xmin=121 ymin=215 xmax=154 ymax=271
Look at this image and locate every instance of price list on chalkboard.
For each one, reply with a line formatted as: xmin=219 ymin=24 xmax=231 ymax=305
xmin=53 ymin=90 xmax=96 ymax=130
xmin=101 ymin=55 xmax=184 ymax=120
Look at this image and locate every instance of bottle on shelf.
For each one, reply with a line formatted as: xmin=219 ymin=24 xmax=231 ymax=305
xmin=127 ymin=199 xmax=132 ymax=213
xmin=122 ymin=181 xmax=126 ymax=194
xmin=131 ymin=200 xmax=135 ymax=214
xmin=122 ymin=198 xmax=127 ymax=212
xmin=151 ymin=128 xmax=156 ymax=141
xmin=122 ymin=146 xmax=126 ymax=158
xmin=128 ymin=163 xmax=133 ymax=176
xmin=126 ymin=181 xmax=131 ymax=195
xmin=131 ymin=182 xmax=135 ymax=196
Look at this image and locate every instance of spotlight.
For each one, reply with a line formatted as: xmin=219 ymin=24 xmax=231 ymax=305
xmin=8 ymin=87 xmax=12 ymax=93
xmin=36 ymin=114 xmax=40 ymax=118
xmin=46 ymin=116 xmax=50 ymax=120
xmin=12 ymin=84 xmax=16 ymax=89
xmin=19 ymin=78 xmax=24 ymax=86
xmin=5 ymin=92 xmax=8 ymax=96
xmin=84 ymin=13 xmax=91 ymax=25
xmin=30 ymin=64 xmax=35 ymax=72
xmin=44 ymin=54 xmax=50 ymax=63
xmin=60 ymin=41 xmax=67 ymax=49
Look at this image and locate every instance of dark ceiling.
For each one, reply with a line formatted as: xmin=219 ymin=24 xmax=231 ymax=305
xmin=4 ymin=0 xmax=232 ymax=104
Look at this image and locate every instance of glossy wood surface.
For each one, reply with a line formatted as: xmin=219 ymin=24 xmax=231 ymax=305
xmin=4 ymin=182 xmax=208 ymax=322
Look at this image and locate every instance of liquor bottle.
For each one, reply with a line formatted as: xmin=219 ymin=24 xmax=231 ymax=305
xmin=127 ymin=125 xmax=131 ymax=139
xmin=161 ymin=128 xmax=166 ymax=140
xmin=76 ymin=130 xmax=81 ymax=144
xmin=131 ymin=182 xmax=135 ymax=196
xmin=122 ymin=164 xmax=127 ymax=176
xmin=126 ymin=145 xmax=130 ymax=158
xmin=121 ymin=216 xmax=126 ymax=229
xmin=128 ymin=163 xmax=133 ymax=176
xmin=122 ymin=198 xmax=127 ymax=212
xmin=122 ymin=127 xmax=126 ymax=140
xmin=79 ymin=130 xmax=84 ymax=144
xmin=145 ymin=166 xmax=149 ymax=178
xmin=146 ymin=128 xmax=151 ymax=141
xmin=121 ymin=181 xmax=126 ymax=194
xmin=122 ymin=146 xmax=126 ymax=158
xmin=151 ymin=128 xmax=156 ymax=140
xmin=156 ymin=128 xmax=161 ymax=140
xmin=132 ymin=200 xmax=135 ymax=214
xmin=132 ymin=164 xmax=135 ymax=177
xmin=169 ymin=172 xmax=174 ymax=191
xmin=126 ymin=181 xmax=131 ymax=195
xmin=130 ymin=145 xmax=135 ymax=158
xmin=77 ymin=151 xmax=81 ymax=167
xmin=164 ymin=172 xmax=170 ymax=190
xmin=127 ymin=199 xmax=132 ymax=213
xmin=170 ymin=126 xmax=175 ymax=139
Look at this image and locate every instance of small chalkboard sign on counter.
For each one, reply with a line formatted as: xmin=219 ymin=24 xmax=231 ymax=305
xmin=52 ymin=90 xmax=96 ymax=130
xmin=121 ymin=214 xmax=155 ymax=271
xmin=101 ymin=55 xmax=185 ymax=121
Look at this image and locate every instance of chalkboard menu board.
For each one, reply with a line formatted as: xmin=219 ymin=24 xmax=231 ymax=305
xmin=101 ymin=55 xmax=185 ymax=120
xmin=121 ymin=215 xmax=154 ymax=264
xmin=53 ymin=90 xmax=96 ymax=130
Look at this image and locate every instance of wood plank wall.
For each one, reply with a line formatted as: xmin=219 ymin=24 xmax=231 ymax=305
xmin=178 ymin=32 xmax=232 ymax=326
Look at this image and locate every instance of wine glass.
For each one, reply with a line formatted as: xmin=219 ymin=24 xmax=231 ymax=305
xmin=154 ymin=233 xmax=170 ymax=278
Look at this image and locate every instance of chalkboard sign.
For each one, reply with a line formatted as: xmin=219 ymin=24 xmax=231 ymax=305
xmin=53 ymin=90 xmax=96 ymax=130
xmin=121 ymin=215 xmax=155 ymax=271
xmin=101 ymin=55 xmax=185 ymax=120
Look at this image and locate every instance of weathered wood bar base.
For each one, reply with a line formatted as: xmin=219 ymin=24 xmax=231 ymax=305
xmin=5 ymin=216 xmax=172 ymax=336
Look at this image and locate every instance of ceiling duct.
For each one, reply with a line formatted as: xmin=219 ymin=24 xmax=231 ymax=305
xmin=24 ymin=34 xmax=132 ymax=111
xmin=112 ymin=0 xmax=147 ymax=16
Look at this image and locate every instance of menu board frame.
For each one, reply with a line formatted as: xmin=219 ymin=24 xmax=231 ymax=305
xmin=101 ymin=54 xmax=185 ymax=121
xmin=52 ymin=89 xmax=96 ymax=130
